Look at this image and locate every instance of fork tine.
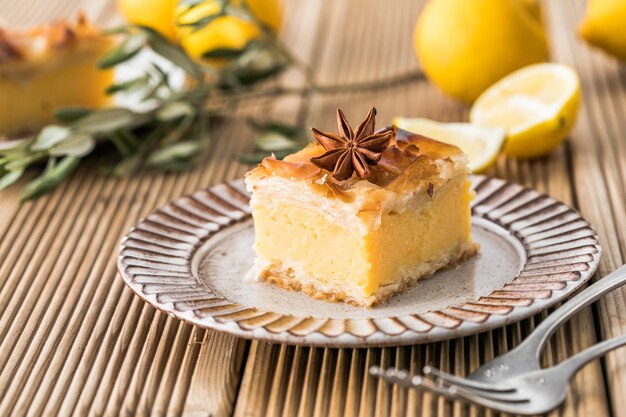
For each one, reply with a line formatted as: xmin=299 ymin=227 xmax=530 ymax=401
xmin=369 ymin=366 xmax=457 ymax=399
xmin=370 ymin=366 xmax=416 ymax=389
xmin=443 ymin=383 xmax=529 ymax=403
xmin=423 ymin=366 xmax=516 ymax=393
xmin=446 ymin=384 xmax=531 ymax=414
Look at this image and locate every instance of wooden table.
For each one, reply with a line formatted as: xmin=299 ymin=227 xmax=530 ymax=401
xmin=1 ymin=0 xmax=625 ymax=416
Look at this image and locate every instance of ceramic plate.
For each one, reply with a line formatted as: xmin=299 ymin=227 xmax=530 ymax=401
xmin=117 ymin=175 xmax=601 ymax=347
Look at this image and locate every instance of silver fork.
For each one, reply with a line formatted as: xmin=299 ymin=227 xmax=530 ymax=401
xmin=371 ymin=333 xmax=626 ymax=414
xmin=370 ymin=264 xmax=626 ymax=414
xmin=423 ymin=264 xmax=626 ymax=388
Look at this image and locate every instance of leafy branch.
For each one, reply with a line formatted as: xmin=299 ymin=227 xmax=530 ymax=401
xmin=0 ymin=0 xmax=291 ymax=200
xmin=0 ymin=0 xmax=424 ymax=201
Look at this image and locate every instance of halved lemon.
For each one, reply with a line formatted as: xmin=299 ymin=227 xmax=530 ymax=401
xmin=470 ymin=63 xmax=581 ymax=158
xmin=393 ymin=117 xmax=505 ymax=173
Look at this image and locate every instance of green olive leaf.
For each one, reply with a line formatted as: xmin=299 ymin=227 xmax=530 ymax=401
xmin=102 ymin=155 xmax=142 ymax=177
xmin=222 ymin=42 xmax=288 ymax=86
xmin=0 ymin=137 xmax=33 ymax=154
xmin=50 ymin=133 xmax=96 ymax=157
xmin=157 ymin=101 xmax=196 ymax=121
xmin=97 ymin=31 xmax=148 ymax=69
xmin=146 ymin=141 xmax=201 ymax=166
xmin=20 ymin=156 xmax=80 ymax=201
xmin=223 ymin=4 xmax=255 ymax=23
xmin=144 ymin=29 xmax=203 ymax=79
xmin=74 ymin=108 xmax=138 ymax=134
xmin=254 ymin=132 xmax=300 ymax=152
xmin=0 ymin=169 xmax=25 ymax=190
xmin=4 ymin=153 xmax=44 ymax=171
xmin=176 ymin=14 xmax=223 ymax=33
xmin=150 ymin=63 xmax=170 ymax=82
xmin=31 ymin=125 xmax=72 ymax=151
xmin=105 ymin=74 xmax=151 ymax=95
xmin=53 ymin=107 xmax=93 ymax=123
xmin=202 ymin=48 xmax=243 ymax=59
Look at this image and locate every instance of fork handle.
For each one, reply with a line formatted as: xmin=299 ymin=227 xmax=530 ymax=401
xmin=520 ymin=263 xmax=626 ymax=358
xmin=555 ymin=333 xmax=626 ymax=377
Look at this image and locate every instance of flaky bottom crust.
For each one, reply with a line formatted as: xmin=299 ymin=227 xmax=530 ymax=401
xmin=254 ymin=242 xmax=479 ymax=308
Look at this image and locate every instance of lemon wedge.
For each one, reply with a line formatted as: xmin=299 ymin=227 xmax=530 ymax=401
xmin=393 ymin=117 xmax=505 ymax=173
xmin=470 ymin=63 xmax=581 ymax=158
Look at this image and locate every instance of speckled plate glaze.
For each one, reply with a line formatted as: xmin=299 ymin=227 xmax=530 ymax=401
xmin=117 ymin=175 xmax=601 ymax=347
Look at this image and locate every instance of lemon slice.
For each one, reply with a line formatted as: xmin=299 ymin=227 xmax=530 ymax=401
xmin=470 ymin=63 xmax=581 ymax=158
xmin=393 ymin=117 xmax=505 ymax=173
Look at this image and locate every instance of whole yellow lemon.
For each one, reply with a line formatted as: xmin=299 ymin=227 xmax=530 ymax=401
xmin=118 ymin=0 xmax=178 ymax=42
xmin=578 ymin=0 xmax=626 ymax=61
xmin=519 ymin=0 xmax=543 ymax=24
xmin=175 ymin=0 xmax=282 ymax=66
xmin=414 ymin=0 xmax=549 ymax=103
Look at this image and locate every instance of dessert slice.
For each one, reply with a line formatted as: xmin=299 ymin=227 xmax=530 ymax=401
xmin=0 ymin=13 xmax=114 ymax=136
xmin=245 ymin=108 xmax=478 ymax=308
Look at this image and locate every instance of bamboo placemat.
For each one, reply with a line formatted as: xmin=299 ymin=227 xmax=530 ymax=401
xmin=0 ymin=1 xmax=624 ymax=416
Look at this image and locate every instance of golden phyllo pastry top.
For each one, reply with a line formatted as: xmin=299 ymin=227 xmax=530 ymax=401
xmin=246 ymin=108 xmax=469 ymax=204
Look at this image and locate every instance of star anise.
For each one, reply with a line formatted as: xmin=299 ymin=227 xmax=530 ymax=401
xmin=310 ymin=107 xmax=392 ymax=181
